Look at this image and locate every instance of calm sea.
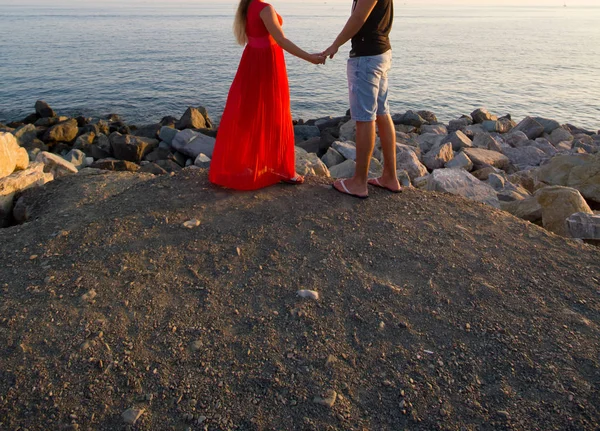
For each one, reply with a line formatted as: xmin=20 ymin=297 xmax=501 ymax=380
xmin=1 ymin=2 xmax=599 ymax=130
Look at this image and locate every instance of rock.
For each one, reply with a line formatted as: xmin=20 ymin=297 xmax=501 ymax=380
xmin=13 ymin=124 xmax=38 ymax=147
xmin=177 ymin=107 xmax=208 ymax=130
xmin=110 ymin=133 xmax=158 ymax=163
xmin=500 ymin=197 xmax=542 ymax=222
xmin=464 ymin=124 xmax=488 ymax=137
xmin=159 ymin=126 xmax=178 ymax=145
xmin=0 ymin=163 xmax=53 ymax=226
xmin=329 ymin=160 xmax=356 ymax=179
xmin=171 ymin=129 xmax=216 ymax=159
xmin=447 ymin=117 xmax=473 ymax=133
xmin=473 ymin=133 xmax=504 ymax=152
xmin=443 ymin=130 xmax=472 ymax=151
xmin=145 ymin=147 xmax=173 ymax=163
xmin=339 ymin=120 xmax=356 ymax=141
xmin=296 ymin=137 xmax=321 ymax=154
xmin=536 ymin=154 xmax=600 ymax=202
xmin=91 ymin=134 xmax=112 ymax=159
xmin=417 ymin=110 xmax=438 ymax=124
xmin=368 ymin=157 xmax=383 ymax=178
xmin=43 ymin=119 xmax=78 ymax=144
xmin=72 ymin=132 xmax=96 ymax=156
xmin=417 ymin=133 xmax=445 ymax=153
xmin=423 ymin=142 xmax=453 ymax=171
xmin=64 ymin=149 xmax=87 ymax=169
xmin=533 ymin=138 xmax=557 ymax=157
xmin=421 ymin=124 xmax=447 ymax=135
xmin=508 ymin=169 xmax=536 ymax=194
xmin=297 ymin=290 xmax=319 ymax=300
xmin=549 ymin=127 xmax=574 ymax=146
xmin=294 ymin=125 xmax=320 ymax=142
xmin=535 ymin=186 xmax=592 ymax=237
xmin=471 ymin=108 xmax=496 ymax=124
xmin=487 ymin=173 xmax=505 ymax=190
xmin=122 ymin=408 xmax=144 ymax=425
xmin=321 ymin=147 xmax=345 ymax=168
xmin=463 ymin=148 xmax=510 ymax=170
xmin=314 ymin=116 xmax=345 ymax=130
xmin=313 ymin=390 xmax=337 ymax=408
xmin=513 ymin=117 xmax=545 ymax=140
xmin=35 ymin=152 xmax=78 ymax=178
xmin=392 ymin=110 xmax=426 ymax=127
xmin=471 ymin=166 xmax=502 ymax=181
xmin=501 ymin=146 xmax=548 ymax=168
xmin=139 ymin=163 xmax=168 ymax=175
xmin=133 ymin=123 xmax=161 ymax=139
xmin=445 ymin=151 xmax=473 ymax=171
xmin=497 ymin=183 xmax=531 ymax=202
xmin=295 ymin=147 xmax=330 ymax=177
xmin=397 ymin=170 xmax=412 ymax=187
xmin=155 ymin=159 xmax=182 ymax=173
xmin=413 ymin=175 xmax=430 ymax=189
xmin=0 ymin=133 xmax=23 ymax=178
xmin=426 ymin=168 xmax=500 ymax=208
xmin=183 ymin=219 xmax=201 ymax=229
xmin=91 ymin=159 xmax=140 ymax=172
xmin=566 ymin=212 xmax=600 ymax=239
xmin=532 ymin=117 xmax=561 ymax=134
xmin=332 ymin=141 xmax=356 ymax=161
xmin=397 ymin=149 xmax=428 ymax=180
xmin=35 ymin=100 xmax=56 ymax=118
xmin=194 ymin=153 xmax=211 ymax=168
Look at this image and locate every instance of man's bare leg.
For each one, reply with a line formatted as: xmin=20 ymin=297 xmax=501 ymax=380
xmin=333 ymin=120 xmax=376 ymax=197
xmin=370 ymin=113 xmax=401 ymax=191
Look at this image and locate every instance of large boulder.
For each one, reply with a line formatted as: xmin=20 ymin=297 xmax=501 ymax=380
xmin=417 ymin=133 xmax=445 ymax=153
xmin=500 ymin=197 xmax=542 ymax=223
xmin=472 ymin=133 xmax=504 ymax=152
xmin=536 ymin=154 xmax=600 ymax=202
xmin=339 ymin=120 xmax=356 ymax=142
xmin=566 ymin=212 xmax=600 ymax=240
xmin=513 ymin=117 xmax=545 ymax=140
xmin=91 ymin=134 xmax=112 ymax=159
xmin=329 ymin=159 xmax=356 ymax=179
xmin=447 ymin=116 xmax=472 ymax=133
xmin=0 ymin=162 xmax=54 ymax=226
xmin=13 ymin=124 xmax=38 ymax=147
xmin=321 ymin=147 xmax=345 ymax=168
xmin=392 ymin=110 xmax=426 ymax=128
xmin=548 ymin=127 xmax=574 ymax=146
xmin=35 ymin=151 xmax=78 ymax=178
xmin=43 ymin=118 xmax=78 ymax=144
xmin=501 ymin=146 xmax=548 ymax=168
xmin=64 ymin=149 xmax=87 ymax=170
xmin=110 ymin=133 xmax=158 ymax=163
xmin=535 ymin=186 xmax=592 ymax=237
xmin=470 ymin=108 xmax=496 ymax=124
xmin=133 ymin=123 xmax=162 ymax=139
xmin=171 ymin=129 xmax=216 ymax=159
xmin=73 ymin=132 xmax=96 ymax=156
xmin=503 ymin=131 xmax=530 ymax=148
xmin=463 ymin=148 xmax=510 ymax=171
xmin=295 ymin=147 xmax=330 ymax=178
xmin=532 ymin=117 xmax=561 ymax=134
xmin=421 ymin=124 xmax=447 ymax=135
xmin=445 ymin=151 xmax=473 ymax=171
xmin=426 ymin=168 xmax=500 ymax=208
xmin=332 ymin=141 xmax=356 ymax=161
xmin=35 ymin=100 xmax=56 ymax=118
xmin=159 ymin=126 xmax=178 ymax=145
xmin=294 ymin=125 xmax=320 ymax=142
xmin=396 ymin=148 xmax=428 ymax=180
xmin=423 ymin=142 xmax=453 ymax=171
xmin=443 ymin=130 xmax=472 ymax=151
xmin=176 ymin=107 xmax=211 ymax=130
xmin=0 ymin=132 xmax=28 ymax=179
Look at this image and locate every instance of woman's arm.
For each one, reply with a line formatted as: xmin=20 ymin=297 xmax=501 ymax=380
xmin=322 ymin=0 xmax=378 ymax=59
xmin=260 ymin=5 xmax=324 ymax=65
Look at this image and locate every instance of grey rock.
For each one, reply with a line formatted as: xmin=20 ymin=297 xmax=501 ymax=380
xmin=110 ymin=133 xmax=158 ymax=163
xmin=423 ymin=142 xmax=453 ymax=171
xmin=447 ymin=116 xmax=473 ymax=133
xmin=566 ymin=212 xmax=600 ymax=239
xmin=397 ymin=148 xmax=428 ymax=180
xmin=339 ymin=120 xmax=356 ymax=141
xmin=139 ymin=163 xmax=168 ymax=175
xmin=463 ymin=148 xmax=510 ymax=170
xmin=35 ymin=100 xmax=56 ymax=118
xmin=445 ymin=151 xmax=473 ymax=171
xmin=443 ymin=130 xmax=473 ymax=151
xmin=64 ymin=149 xmax=87 ymax=169
xmin=547 ymin=127 xmax=573 ymax=146
xmin=294 ymin=125 xmax=320 ymax=142
xmin=487 ymin=173 xmax=506 ymax=190
xmin=500 ymin=197 xmax=542 ymax=222
xmin=532 ymin=117 xmax=561 ymax=134
xmin=533 ymin=138 xmax=558 ymax=157
xmin=421 ymin=124 xmax=447 ymax=135
xmin=501 ymin=146 xmax=548 ymax=168
xmin=91 ymin=159 xmax=140 ymax=172
xmin=321 ymin=147 xmax=345 ymax=168
xmin=417 ymin=110 xmax=438 ymax=124
xmin=296 ymin=136 xmax=321 ymax=154
xmin=535 ymin=186 xmax=592 ymax=237
xmin=397 ymin=170 xmax=412 ymax=187
xmin=122 ymin=408 xmax=144 ymax=425
xmin=177 ymin=107 xmax=209 ymax=130
xmin=471 ymin=108 xmax=497 ymax=124
xmin=332 ymin=141 xmax=357 ymax=161
xmin=91 ymin=134 xmax=112 ymax=159
xmin=329 ymin=159 xmax=356 ymax=179
xmin=393 ymin=110 xmax=426 ymax=127
xmin=159 ymin=126 xmax=178 ymax=145
xmin=417 ymin=133 xmax=445 ymax=153
xmin=133 ymin=123 xmax=161 ymax=139
xmin=35 ymin=152 xmax=78 ymax=178
xmin=194 ymin=153 xmax=211 ymax=168
xmin=426 ymin=168 xmax=500 ymax=208
xmin=171 ymin=129 xmax=216 ymax=158
xmin=503 ymin=131 xmax=530 ymax=148
xmin=43 ymin=119 xmax=78 ymax=144
xmin=13 ymin=124 xmax=38 ymax=147
xmin=513 ymin=116 xmax=545 ymax=140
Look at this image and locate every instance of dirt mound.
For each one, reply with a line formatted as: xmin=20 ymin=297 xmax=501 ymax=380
xmin=1 ymin=168 xmax=599 ymax=431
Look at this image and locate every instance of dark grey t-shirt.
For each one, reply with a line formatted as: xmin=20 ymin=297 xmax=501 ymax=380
xmin=350 ymin=0 xmax=393 ymax=57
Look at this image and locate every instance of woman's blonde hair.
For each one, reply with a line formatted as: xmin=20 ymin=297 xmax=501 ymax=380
xmin=234 ymin=0 xmax=253 ymax=46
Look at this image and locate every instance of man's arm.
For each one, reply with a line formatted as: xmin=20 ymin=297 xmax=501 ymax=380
xmin=323 ymin=0 xmax=378 ymax=59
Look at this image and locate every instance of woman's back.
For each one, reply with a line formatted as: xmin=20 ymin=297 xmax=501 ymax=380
xmin=245 ymin=1 xmax=270 ymax=38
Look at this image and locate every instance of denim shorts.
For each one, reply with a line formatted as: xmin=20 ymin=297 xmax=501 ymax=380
xmin=347 ymin=50 xmax=392 ymax=122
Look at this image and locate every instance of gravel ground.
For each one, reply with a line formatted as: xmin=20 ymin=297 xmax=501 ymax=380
xmin=0 ymin=168 xmax=599 ymax=431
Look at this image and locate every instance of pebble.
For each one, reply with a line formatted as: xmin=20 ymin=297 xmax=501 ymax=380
xmin=183 ymin=219 xmax=201 ymax=229
xmin=297 ymin=290 xmax=319 ymax=300
xmin=313 ymin=390 xmax=337 ymax=408
xmin=190 ymin=340 xmax=202 ymax=351
xmin=81 ymin=289 xmax=97 ymax=302
xmin=122 ymin=407 xmax=144 ymax=425
xmin=496 ymin=410 xmax=510 ymax=420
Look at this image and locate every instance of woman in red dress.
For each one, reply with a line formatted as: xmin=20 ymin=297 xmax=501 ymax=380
xmin=209 ymin=0 xmax=325 ymax=191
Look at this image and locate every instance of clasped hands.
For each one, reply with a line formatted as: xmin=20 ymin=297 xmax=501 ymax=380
xmin=308 ymin=44 xmax=339 ymax=65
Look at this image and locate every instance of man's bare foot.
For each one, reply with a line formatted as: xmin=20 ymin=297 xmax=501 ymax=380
xmin=332 ymin=178 xmax=369 ymax=199
xmin=367 ymin=176 xmax=402 ymax=193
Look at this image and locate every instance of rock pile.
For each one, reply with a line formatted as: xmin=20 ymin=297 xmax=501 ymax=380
xmin=2 ymin=102 xmax=599 ymax=239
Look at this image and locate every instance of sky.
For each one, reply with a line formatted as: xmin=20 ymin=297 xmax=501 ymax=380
xmin=0 ymin=0 xmax=599 ymax=5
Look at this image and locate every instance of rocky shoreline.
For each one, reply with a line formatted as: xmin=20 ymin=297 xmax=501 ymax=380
xmin=1 ymin=101 xmax=599 ymax=239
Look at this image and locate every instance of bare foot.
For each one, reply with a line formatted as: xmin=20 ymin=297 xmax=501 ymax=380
xmin=368 ymin=176 xmax=402 ymax=193
xmin=332 ymin=178 xmax=369 ymax=199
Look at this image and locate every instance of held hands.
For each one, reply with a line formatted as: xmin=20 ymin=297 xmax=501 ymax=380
xmin=321 ymin=44 xmax=339 ymax=60
xmin=308 ymin=53 xmax=327 ymax=65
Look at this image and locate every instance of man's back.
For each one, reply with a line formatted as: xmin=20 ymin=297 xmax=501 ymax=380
xmin=350 ymin=0 xmax=393 ymax=57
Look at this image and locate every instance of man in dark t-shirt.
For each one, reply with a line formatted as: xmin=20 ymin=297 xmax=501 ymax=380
xmin=323 ymin=0 xmax=400 ymax=198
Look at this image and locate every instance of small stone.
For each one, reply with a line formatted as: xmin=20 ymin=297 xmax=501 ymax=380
xmin=122 ymin=407 xmax=144 ymax=425
xmin=81 ymin=289 xmax=97 ymax=302
xmin=190 ymin=340 xmax=202 ymax=351
xmin=297 ymin=290 xmax=319 ymax=300
xmin=465 ymin=323 xmax=471 ymax=331
xmin=497 ymin=410 xmax=511 ymax=420
xmin=313 ymin=390 xmax=337 ymax=408
xmin=236 ymin=247 xmax=242 ymax=256
xmin=183 ymin=219 xmax=201 ymax=229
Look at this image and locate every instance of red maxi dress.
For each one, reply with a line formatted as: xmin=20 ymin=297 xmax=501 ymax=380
xmin=209 ymin=0 xmax=296 ymax=190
